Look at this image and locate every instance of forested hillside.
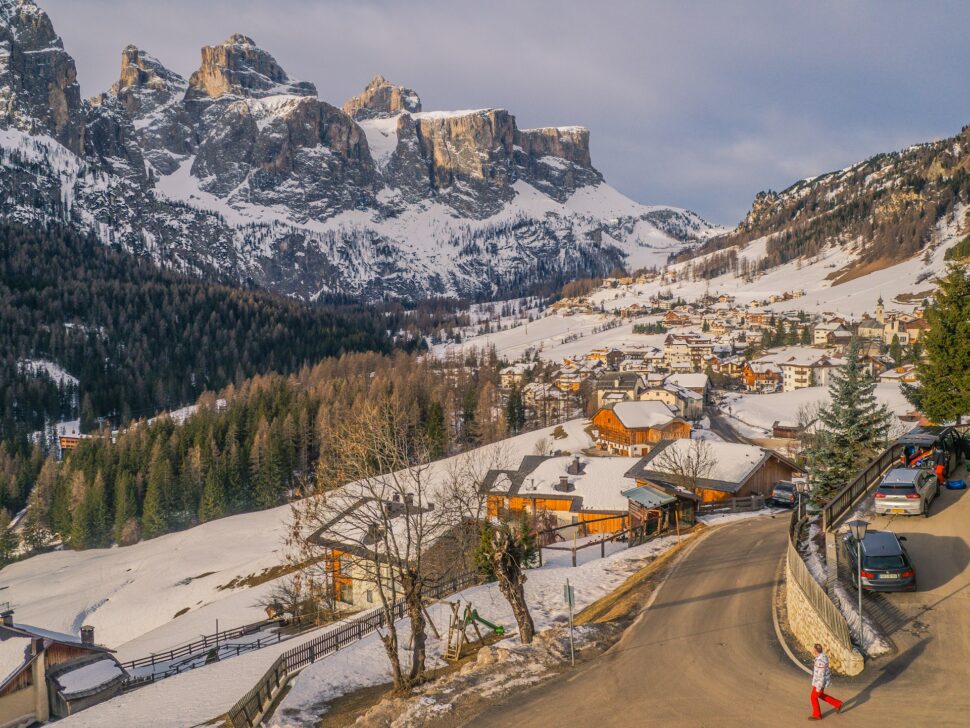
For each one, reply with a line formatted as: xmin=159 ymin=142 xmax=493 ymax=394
xmin=17 ymin=350 xmax=510 ymax=550
xmin=678 ymin=124 xmax=970 ymax=277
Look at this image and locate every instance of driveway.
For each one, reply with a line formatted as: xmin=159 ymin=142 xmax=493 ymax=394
xmin=467 ymin=500 xmax=970 ymax=727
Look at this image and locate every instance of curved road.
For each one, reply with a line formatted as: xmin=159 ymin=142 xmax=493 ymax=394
xmin=468 ymin=496 xmax=970 ymax=727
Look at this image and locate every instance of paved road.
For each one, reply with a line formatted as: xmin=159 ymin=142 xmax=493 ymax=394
xmin=469 ymin=496 xmax=970 ymax=727
xmin=704 ymin=405 xmax=750 ymax=444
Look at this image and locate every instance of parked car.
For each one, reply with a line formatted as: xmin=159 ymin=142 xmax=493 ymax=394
xmin=769 ymin=481 xmax=798 ymax=508
xmin=874 ymin=467 xmax=939 ymax=517
xmin=896 ymin=425 xmax=962 ymax=476
xmin=843 ymin=529 xmax=916 ymax=592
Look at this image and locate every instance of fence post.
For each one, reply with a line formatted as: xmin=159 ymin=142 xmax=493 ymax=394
xmin=600 ymin=538 xmax=605 ymax=559
xmin=571 ymin=548 xmax=577 ymax=568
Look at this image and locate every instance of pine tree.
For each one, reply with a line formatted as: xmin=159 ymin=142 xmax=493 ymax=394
xmin=425 ymin=400 xmax=447 ymax=459
xmin=198 ymin=468 xmax=226 ymax=523
xmin=0 ymin=509 xmax=18 ymax=563
xmin=808 ymin=338 xmax=892 ymax=501
xmin=113 ymin=472 xmax=137 ymax=543
xmin=889 ymin=334 xmax=903 ymax=365
xmin=904 ymin=264 xmax=970 ymax=422
xmin=505 ymin=385 xmax=526 ymax=434
xmin=142 ymin=443 xmax=173 ymax=538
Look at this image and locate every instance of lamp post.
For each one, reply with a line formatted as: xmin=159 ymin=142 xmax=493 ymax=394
xmin=846 ymin=519 xmax=869 ymax=647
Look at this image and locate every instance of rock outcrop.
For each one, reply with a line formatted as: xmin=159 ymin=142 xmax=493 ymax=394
xmin=0 ymin=0 xmax=84 ymax=154
xmin=343 ymin=75 xmax=421 ymax=120
xmin=0 ymin=1 xmax=716 ymax=301
xmin=186 ymin=34 xmax=316 ymax=101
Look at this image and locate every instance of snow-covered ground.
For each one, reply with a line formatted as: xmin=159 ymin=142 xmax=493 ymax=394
xmin=720 ymin=383 xmax=913 ymax=438
xmin=17 ymin=358 xmax=78 ymax=387
xmin=1 ymin=420 xmax=595 ymax=662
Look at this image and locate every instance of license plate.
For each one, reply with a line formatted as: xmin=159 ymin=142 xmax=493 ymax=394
xmin=891 ymin=508 xmax=907 ymax=514
xmin=880 ymin=573 xmax=899 ymax=579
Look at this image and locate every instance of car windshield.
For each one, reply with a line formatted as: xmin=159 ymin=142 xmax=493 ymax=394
xmin=879 ymin=484 xmax=916 ymax=493
xmin=774 ymin=485 xmax=794 ymax=493
xmin=865 ymin=555 xmax=906 ymax=569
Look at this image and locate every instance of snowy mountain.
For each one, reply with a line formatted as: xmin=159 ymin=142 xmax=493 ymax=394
xmin=0 ymin=1 xmax=717 ymax=301
xmin=683 ymin=124 xmax=970 ymax=282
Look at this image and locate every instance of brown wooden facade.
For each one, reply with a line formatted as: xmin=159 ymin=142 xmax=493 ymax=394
xmin=592 ymin=408 xmax=692 ymax=456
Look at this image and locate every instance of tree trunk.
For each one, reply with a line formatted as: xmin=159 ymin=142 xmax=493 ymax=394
xmin=403 ymin=572 xmax=427 ymax=682
xmin=380 ymin=621 xmax=407 ymax=691
xmin=498 ymin=574 xmax=535 ymax=644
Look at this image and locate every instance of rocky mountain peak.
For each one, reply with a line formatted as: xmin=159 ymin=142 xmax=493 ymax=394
xmin=111 ymin=45 xmax=187 ymax=101
xmin=343 ymin=74 xmax=421 ymax=120
xmin=0 ymin=0 xmax=83 ymax=154
xmin=186 ymin=35 xmax=316 ymax=100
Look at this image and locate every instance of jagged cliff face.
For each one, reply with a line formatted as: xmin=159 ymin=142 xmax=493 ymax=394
xmin=0 ymin=0 xmax=83 ymax=153
xmin=343 ymin=74 xmax=421 ymax=119
xmin=0 ymin=0 xmax=717 ymax=300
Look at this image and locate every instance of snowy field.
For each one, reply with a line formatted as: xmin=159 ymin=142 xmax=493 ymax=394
xmin=0 ymin=420 xmax=595 ymax=662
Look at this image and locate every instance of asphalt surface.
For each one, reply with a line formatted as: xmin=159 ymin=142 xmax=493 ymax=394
xmin=468 ymin=486 xmax=970 ymax=727
xmin=704 ymin=405 xmax=750 ymax=444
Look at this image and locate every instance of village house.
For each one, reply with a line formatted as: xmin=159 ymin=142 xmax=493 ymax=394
xmin=593 ymin=372 xmax=646 ymax=408
xmin=499 ymin=362 xmax=533 ymax=389
xmin=857 ymin=316 xmax=884 ymax=341
xmin=639 ymin=384 xmax=704 ymax=421
xmin=665 ymin=372 xmax=710 ymax=402
xmin=812 ymin=321 xmax=851 ymax=347
xmin=624 ymin=440 xmax=804 ymax=503
xmin=483 ymin=455 xmax=636 ymax=534
xmin=741 ymin=361 xmax=782 ymax=392
xmin=591 ymin=401 xmax=691 ymax=457
xmin=0 ymin=612 xmax=127 ymax=727
xmin=879 ymin=364 xmax=919 ymax=384
xmin=585 ymin=347 xmax=624 ymax=368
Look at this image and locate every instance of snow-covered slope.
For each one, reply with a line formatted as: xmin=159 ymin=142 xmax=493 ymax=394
xmin=0 ymin=2 xmax=717 ymax=301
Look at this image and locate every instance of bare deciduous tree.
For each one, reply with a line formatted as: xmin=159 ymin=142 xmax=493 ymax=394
xmin=653 ymin=439 xmax=716 ymax=495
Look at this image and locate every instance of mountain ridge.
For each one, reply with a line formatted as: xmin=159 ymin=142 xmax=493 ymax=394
xmin=0 ymin=0 xmax=717 ymax=301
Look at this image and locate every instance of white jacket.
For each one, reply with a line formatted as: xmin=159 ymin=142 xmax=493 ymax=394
xmin=812 ymin=652 xmax=831 ymax=690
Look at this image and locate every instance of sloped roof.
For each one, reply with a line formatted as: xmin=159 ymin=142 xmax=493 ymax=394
xmin=621 ymin=485 xmax=675 ymax=509
xmin=610 ymin=401 xmax=679 ymax=429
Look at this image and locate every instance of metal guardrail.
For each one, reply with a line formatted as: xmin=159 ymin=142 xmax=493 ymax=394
xmin=786 ymin=512 xmax=853 ymax=650
xmin=821 ymin=443 xmax=905 ymax=531
xmin=225 ymin=570 xmax=480 ymax=728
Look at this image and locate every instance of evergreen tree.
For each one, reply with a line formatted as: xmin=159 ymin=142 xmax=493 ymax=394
xmin=0 ymin=509 xmax=18 ymax=563
xmin=800 ymin=326 xmax=811 ymax=345
xmin=113 ymin=472 xmax=137 ymax=544
xmin=198 ymin=468 xmax=226 ymax=523
xmin=142 ymin=443 xmax=173 ymax=538
xmin=889 ymin=334 xmax=903 ymax=365
xmin=903 ymin=264 xmax=970 ymax=422
xmin=808 ymin=338 xmax=892 ymax=501
xmin=425 ymin=400 xmax=447 ymax=459
xmin=505 ymin=385 xmax=526 ymax=434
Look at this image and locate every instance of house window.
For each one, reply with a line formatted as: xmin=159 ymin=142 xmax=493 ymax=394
xmin=366 ymin=590 xmax=374 ymax=604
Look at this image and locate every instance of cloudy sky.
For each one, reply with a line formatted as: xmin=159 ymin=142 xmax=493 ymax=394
xmin=42 ymin=0 xmax=970 ymax=225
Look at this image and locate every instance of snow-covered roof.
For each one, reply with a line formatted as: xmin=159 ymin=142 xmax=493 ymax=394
xmin=55 ymin=658 xmax=124 ymax=697
xmin=630 ymin=440 xmax=791 ymax=492
xmin=514 ymin=456 xmax=640 ymax=512
xmin=665 ymin=373 xmax=709 ymax=390
xmin=610 ymin=400 xmax=679 ymax=429
xmin=0 ymin=634 xmax=31 ymax=688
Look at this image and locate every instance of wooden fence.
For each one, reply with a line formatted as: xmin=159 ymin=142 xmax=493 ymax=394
xmin=120 ymin=618 xmax=285 ymax=673
xmin=225 ymin=570 xmax=479 ymax=728
xmin=821 ymin=443 xmax=904 ymax=532
xmin=786 ymin=511 xmax=853 ymax=650
xmin=696 ymin=494 xmax=765 ymax=516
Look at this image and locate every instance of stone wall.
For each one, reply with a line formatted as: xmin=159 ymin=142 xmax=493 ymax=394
xmin=785 ymin=560 xmax=864 ymax=675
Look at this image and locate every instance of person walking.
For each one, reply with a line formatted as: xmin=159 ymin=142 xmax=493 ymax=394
xmin=809 ymin=643 xmax=843 ymax=720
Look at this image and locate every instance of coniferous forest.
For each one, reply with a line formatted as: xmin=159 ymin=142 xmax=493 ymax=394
xmin=0 ymin=222 xmax=401 ymax=522
xmin=15 ymin=350 xmax=509 ymax=551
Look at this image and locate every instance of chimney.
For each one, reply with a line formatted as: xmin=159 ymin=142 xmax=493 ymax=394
xmin=1 ymin=610 xmax=13 ymax=627
xmin=404 ymin=493 xmax=414 ymax=506
xmin=80 ymin=625 xmax=95 ymax=646
xmin=554 ymin=476 xmax=574 ymax=493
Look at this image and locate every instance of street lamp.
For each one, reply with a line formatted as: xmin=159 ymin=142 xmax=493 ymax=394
xmin=846 ymin=518 xmax=869 ymax=647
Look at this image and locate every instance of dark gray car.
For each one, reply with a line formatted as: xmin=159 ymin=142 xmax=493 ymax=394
xmin=843 ymin=529 xmax=916 ymax=592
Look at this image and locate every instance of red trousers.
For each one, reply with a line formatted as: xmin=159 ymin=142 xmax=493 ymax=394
xmin=811 ymin=686 xmax=842 ymax=717
xmin=935 ymin=464 xmax=945 ymax=485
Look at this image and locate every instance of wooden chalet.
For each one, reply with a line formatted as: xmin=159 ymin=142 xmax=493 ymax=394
xmin=591 ymin=401 xmax=691 ymax=457
xmin=0 ymin=612 xmax=126 ymax=726
xmin=625 ymin=440 xmax=804 ymax=503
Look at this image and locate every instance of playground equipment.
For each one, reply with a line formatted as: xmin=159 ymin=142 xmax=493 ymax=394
xmin=444 ymin=601 xmax=505 ymax=661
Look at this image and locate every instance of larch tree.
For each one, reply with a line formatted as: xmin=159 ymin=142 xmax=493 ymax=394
xmin=808 ymin=338 xmax=891 ymax=502
xmin=903 ymin=264 xmax=970 ymax=423
xmin=475 ymin=515 xmax=537 ymax=644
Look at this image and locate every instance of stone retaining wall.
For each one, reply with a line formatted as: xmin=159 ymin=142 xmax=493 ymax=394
xmin=785 ymin=560 xmax=864 ymax=675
